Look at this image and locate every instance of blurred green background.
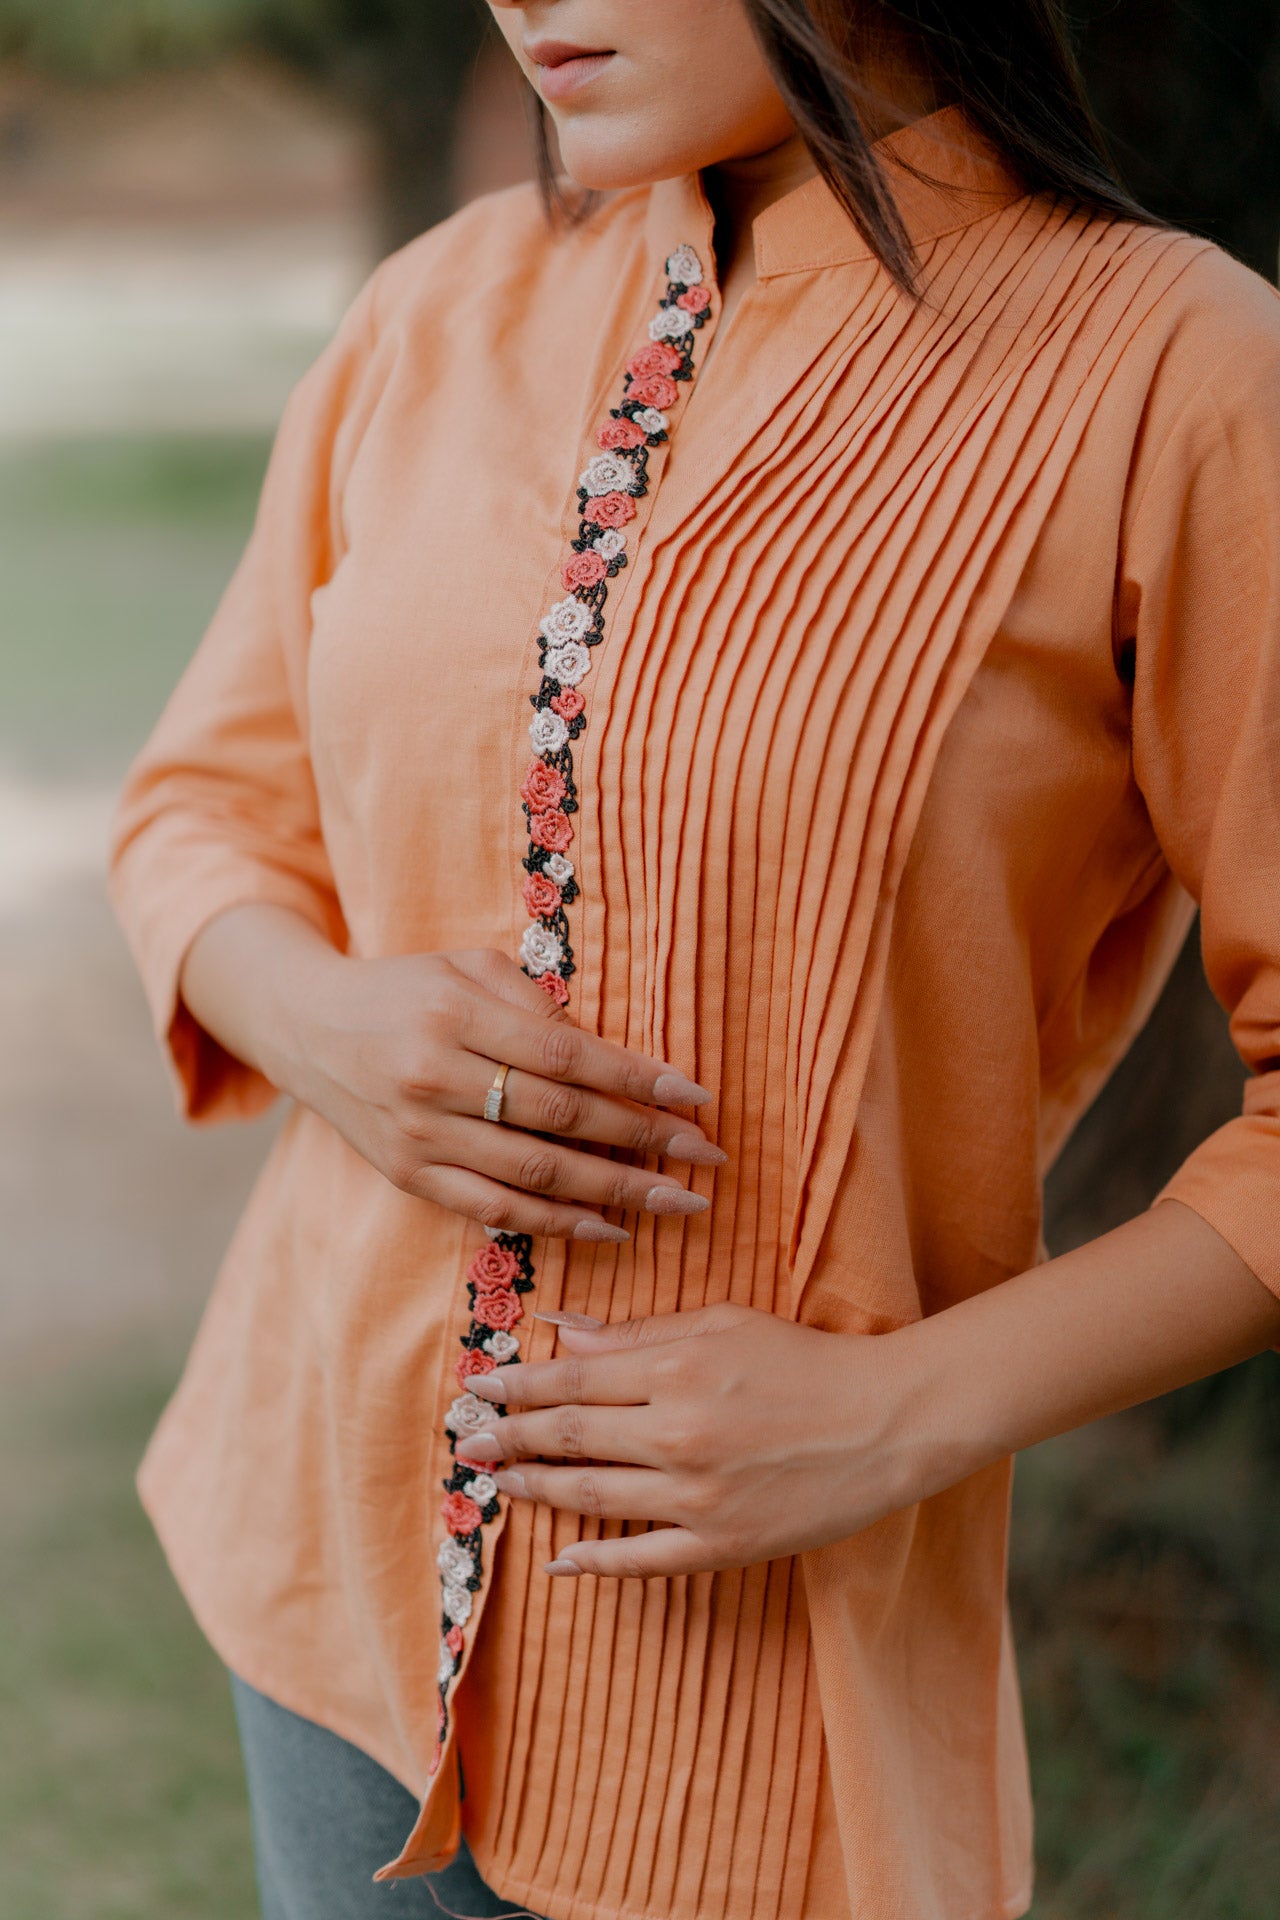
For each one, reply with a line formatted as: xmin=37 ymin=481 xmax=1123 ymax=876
xmin=1 ymin=4 xmax=1278 ymax=1917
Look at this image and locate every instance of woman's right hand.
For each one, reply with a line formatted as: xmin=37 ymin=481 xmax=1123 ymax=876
xmin=181 ymin=906 xmax=724 ymax=1241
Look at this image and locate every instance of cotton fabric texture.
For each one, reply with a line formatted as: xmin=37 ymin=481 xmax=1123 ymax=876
xmin=109 ymin=107 xmax=1280 ymax=1920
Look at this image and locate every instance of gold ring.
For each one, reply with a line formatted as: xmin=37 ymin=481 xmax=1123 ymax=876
xmin=483 ymin=1062 xmax=512 ymax=1125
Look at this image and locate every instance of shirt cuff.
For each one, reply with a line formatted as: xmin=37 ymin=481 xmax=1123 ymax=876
xmin=109 ymin=845 xmax=345 ymax=1124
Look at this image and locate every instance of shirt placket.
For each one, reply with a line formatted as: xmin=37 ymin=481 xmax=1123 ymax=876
xmin=424 ymin=231 xmax=720 ymax=1788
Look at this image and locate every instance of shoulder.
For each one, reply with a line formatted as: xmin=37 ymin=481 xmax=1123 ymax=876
xmin=364 ymin=179 xmax=650 ymax=330
xmin=1110 ymin=230 xmax=1280 ymax=440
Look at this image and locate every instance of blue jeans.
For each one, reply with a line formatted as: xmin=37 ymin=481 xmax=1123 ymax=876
xmin=230 ymin=1674 xmax=547 ymax=1920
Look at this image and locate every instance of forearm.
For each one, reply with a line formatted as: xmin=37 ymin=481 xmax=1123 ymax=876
xmin=901 ymin=1198 xmax=1280 ymax=1498
xmin=179 ymin=902 xmax=344 ymax=1094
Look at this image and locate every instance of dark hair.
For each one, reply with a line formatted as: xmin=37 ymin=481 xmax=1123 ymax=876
xmin=530 ymin=0 xmax=1163 ymax=291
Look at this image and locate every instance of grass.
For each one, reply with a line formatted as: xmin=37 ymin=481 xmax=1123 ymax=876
xmin=0 ymin=433 xmax=271 ymax=779
xmin=0 ymin=1347 xmax=259 ymax=1920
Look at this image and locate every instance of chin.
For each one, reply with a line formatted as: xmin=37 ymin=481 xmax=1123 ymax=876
xmin=554 ymin=124 xmax=704 ymax=194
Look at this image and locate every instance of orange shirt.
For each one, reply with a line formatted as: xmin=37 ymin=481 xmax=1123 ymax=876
xmin=109 ymin=109 xmax=1280 ymax=1920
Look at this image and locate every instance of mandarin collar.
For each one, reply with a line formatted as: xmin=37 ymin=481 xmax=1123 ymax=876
xmin=643 ymin=105 xmax=1023 ymax=285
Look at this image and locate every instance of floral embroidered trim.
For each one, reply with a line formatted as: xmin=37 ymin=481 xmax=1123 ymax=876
xmin=430 ymin=243 xmax=710 ymax=1776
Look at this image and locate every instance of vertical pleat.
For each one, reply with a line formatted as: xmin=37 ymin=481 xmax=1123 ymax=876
xmin=452 ymin=144 xmax=1207 ymax=1920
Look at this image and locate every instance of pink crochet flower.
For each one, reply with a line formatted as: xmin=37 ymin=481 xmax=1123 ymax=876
xmin=597 ymin=416 xmax=646 ymax=451
xmin=446 ymin=1625 xmax=464 ymax=1656
xmin=523 ymin=871 xmax=563 ymax=917
xmin=521 ymin=759 xmax=567 ymax=812
xmin=536 ymin=970 xmax=571 ymax=1007
xmin=627 ymin=372 xmax=679 ymax=412
xmin=563 ymin=549 xmax=608 ymax=590
xmin=583 ymin=490 xmax=637 ymax=530
xmin=442 ymin=1491 xmax=483 ymax=1536
xmin=473 ymin=1288 xmax=525 ymax=1333
xmin=627 ymin=342 xmax=682 ymax=380
xmin=468 ymin=1243 xmax=520 ymax=1289
xmin=677 ymin=286 xmax=712 ymax=312
xmin=530 ymin=807 xmax=573 ymax=853
xmin=455 ymin=1348 xmax=496 ymax=1386
xmin=551 ymin=685 xmax=586 ymax=722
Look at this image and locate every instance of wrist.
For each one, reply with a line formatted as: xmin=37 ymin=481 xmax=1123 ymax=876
xmin=253 ymin=936 xmax=352 ymax=1102
xmin=877 ymin=1312 xmax=1005 ymax=1509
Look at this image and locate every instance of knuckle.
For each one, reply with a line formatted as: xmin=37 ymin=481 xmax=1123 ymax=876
xmin=473 ymin=1190 xmax=519 ymax=1232
xmin=576 ymin=1471 xmax=605 ymax=1519
xmin=558 ymin=1357 xmax=588 ymax=1405
xmin=657 ymin=1417 xmax=701 ymax=1467
xmin=537 ymin=1022 xmax=581 ymax=1083
xmin=515 ymin=1147 xmax=562 ymax=1195
xmin=386 ymin=1154 xmax=424 ymax=1195
xmin=679 ymin=1477 xmax=721 ymax=1522
xmin=617 ymin=1547 xmax=649 ymax=1580
xmin=605 ymin=1167 xmax=643 ymax=1209
xmin=537 ymin=1082 xmax=585 ymax=1135
xmin=621 ymin=1108 xmax=663 ymax=1153
xmin=553 ymin=1405 xmax=586 ymax=1456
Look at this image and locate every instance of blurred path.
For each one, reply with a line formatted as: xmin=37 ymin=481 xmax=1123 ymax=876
xmin=0 ymin=217 xmax=367 ymax=440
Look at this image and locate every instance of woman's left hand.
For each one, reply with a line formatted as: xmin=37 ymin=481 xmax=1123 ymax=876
xmin=454 ymin=1303 xmax=935 ymax=1578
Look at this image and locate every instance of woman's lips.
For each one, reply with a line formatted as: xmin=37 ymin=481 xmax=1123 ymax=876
xmin=529 ymin=47 xmax=616 ymax=103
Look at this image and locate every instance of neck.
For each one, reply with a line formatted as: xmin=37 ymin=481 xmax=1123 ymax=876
xmin=702 ymin=56 xmax=941 ymax=294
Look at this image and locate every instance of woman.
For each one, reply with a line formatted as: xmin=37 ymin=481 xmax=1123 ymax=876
xmin=109 ymin=2 xmax=1280 ymax=1916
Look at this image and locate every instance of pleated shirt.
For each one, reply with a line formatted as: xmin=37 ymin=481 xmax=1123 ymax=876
xmin=108 ymin=108 xmax=1280 ymax=1920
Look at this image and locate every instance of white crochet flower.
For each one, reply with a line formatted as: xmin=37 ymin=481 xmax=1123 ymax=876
xmin=579 ymin=451 xmax=640 ymax=497
xmin=438 ymin=1537 xmax=475 ymax=1583
xmin=529 ymin=707 xmax=569 ymax=754
xmin=445 ymin=1392 xmax=493 ymax=1440
xmin=463 ymin=1474 xmax=498 ymax=1505
xmin=544 ymin=642 xmax=591 ymax=688
xmin=438 ymin=1639 xmax=458 ymax=1686
xmin=665 ymin=243 xmax=703 ymax=286
xmin=520 ymin=924 xmax=564 ymax=975
xmin=543 ymin=853 xmax=574 ymax=887
xmin=592 ymin=529 xmax=626 ymax=560
xmin=443 ymin=1580 xmax=473 ymax=1627
xmin=649 ymin=305 xmax=694 ymax=341
xmin=633 ymin=407 xmax=668 ymax=436
xmin=483 ymin=1331 xmax=520 ymax=1362
xmin=539 ymin=596 xmax=594 ymax=645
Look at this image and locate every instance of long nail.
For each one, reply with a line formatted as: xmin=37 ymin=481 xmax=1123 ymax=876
xmin=533 ymin=1309 xmax=605 ymax=1331
xmin=456 ymin=1432 xmax=503 ymax=1460
xmin=653 ymin=1071 xmax=712 ymax=1106
xmin=644 ymin=1186 xmax=711 ymax=1215
xmin=545 ymin=1557 xmax=583 ymax=1577
xmin=494 ymin=1469 xmax=529 ymax=1497
xmin=469 ymin=1373 xmax=507 ymax=1403
xmin=664 ymin=1131 xmax=728 ymax=1166
xmin=573 ymin=1218 xmax=630 ymax=1243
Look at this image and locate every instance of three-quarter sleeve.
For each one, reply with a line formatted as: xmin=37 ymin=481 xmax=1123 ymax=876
xmin=108 ymin=264 xmax=391 ymax=1122
xmin=1124 ymin=291 xmax=1280 ymax=1300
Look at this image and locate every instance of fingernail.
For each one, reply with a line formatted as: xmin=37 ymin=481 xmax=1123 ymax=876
xmin=573 ymin=1218 xmax=631 ymax=1243
xmin=545 ymin=1557 xmax=583 ymax=1577
xmin=533 ymin=1309 xmax=605 ymax=1330
xmin=456 ymin=1432 xmax=503 ymax=1460
xmin=653 ymin=1072 xmax=712 ymax=1106
xmin=644 ymin=1186 xmax=711 ymax=1215
xmin=494 ymin=1469 xmax=529 ymax=1497
xmin=664 ymin=1131 xmax=728 ymax=1166
xmin=469 ymin=1373 xmax=507 ymax=1403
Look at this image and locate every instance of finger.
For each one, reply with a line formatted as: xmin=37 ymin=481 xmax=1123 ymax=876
xmin=467 ymin=1351 xmax=652 ymax=1412
xmin=455 ymin=1403 xmax=657 ymax=1468
xmin=546 ymin=1528 xmax=712 ymax=1580
xmin=450 ymin=980 xmax=711 ymax=1113
xmin=426 ymin=1113 xmax=711 ymax=1221
xmin=405 ymin=1162 xmax=629 ymax=1243
xmin=492 ymin=1462 xmax=674 ymax=1522
xmin=446 ymin=947 xmax=573 ymax=1021
xmin=446 ymin=1057 xmax=727 ymax=1168
xmin=552 ymin=1302 xmax=752 ymax=1355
